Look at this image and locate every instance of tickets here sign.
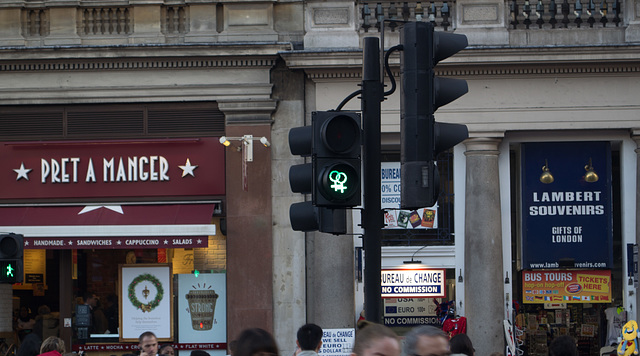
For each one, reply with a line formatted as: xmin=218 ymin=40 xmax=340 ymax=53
xmin=523 ymin=270 xmax=611 ymax=303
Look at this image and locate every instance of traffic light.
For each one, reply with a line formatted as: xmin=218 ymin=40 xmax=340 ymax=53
xmin=400 ymin=22 xmax=469 ymax=210
xmin=312 ymin=111 xmax=362 ymax=207
xmin=288 ymin=111 xmax=361 ymax=234
xmin=0 ymin=233 xmax=23 ymax=284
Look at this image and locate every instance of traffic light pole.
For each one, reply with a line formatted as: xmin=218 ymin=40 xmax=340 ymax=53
xmin=361 ymin=37 xmax=384 ymax=323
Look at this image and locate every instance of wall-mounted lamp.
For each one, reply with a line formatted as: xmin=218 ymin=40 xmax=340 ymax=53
xmin=218 ymin=135 xmax=271 ymax=162
xmin=458 ymin=269 xmax=463 ymax=283
xmin=540 ymin=159 xmax=554 ymax=184
xmin=403 ymin=245 xmax=427 ymax=265
xmin=505 ymin=271 xmax=510 ymax=284
xmin=219 ymin=136 xmax=231 ymax=147
xmin=218 ymin=135 xmax=271 ymax=191
xmin=584 ymin=157 xmax=599 ymax=183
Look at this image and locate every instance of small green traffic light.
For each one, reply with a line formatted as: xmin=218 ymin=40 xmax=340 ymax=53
xmin=318 ymin=162 xmax=359 ymax=203
xmin=6 ymin=262 xmax=14 ymax=277
xmin=328 ymin=170 xmax=349 ymax=193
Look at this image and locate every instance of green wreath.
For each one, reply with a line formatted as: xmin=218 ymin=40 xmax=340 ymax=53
xmin=128 ymin=273 xmax=164 ymax=313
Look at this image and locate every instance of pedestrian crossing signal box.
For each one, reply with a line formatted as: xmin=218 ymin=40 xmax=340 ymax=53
xmin=0 ymin=260 xmax=19 ymax=283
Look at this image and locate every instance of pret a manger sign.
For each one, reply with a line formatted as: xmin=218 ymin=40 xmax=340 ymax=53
xmin=1 ymin=138 xmax=225 ymax=201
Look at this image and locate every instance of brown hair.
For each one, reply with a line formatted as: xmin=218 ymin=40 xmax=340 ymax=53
xmin=40 ymin=336 xmax=66 ymax=354
xmin=352 ymin=323 xmax=399 ymax=356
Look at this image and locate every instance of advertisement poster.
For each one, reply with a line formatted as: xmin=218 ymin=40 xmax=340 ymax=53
xmin=521 ymin=142 xmax=613 ymax=269
xmin=381 ymin=269 xmax=445 ymax=298
xmin=318 ymin=329 xmax=354 ymax=356
xmin=381 ymin=162 xmax=438 ymax=229
xmin=383 ymin=297 xmax=441 ymax=327
xmin=178 ymin=273 xmax=227 ymax=356
xmin=120 ymin=264 xmax=173 ymax=341
xmin=522 ymin=270 xmax=611 ymax=304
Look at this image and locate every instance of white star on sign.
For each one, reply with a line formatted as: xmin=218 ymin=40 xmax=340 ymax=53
xmin=164 ymin=240 xmax=169 ymax=245
xmin=13 ymin=162 xmax=32 ymax=181
xmin=179 ymin=158 xmax=198 ymax=177
xmin=78 ymin=205 xmax=124 ymax=215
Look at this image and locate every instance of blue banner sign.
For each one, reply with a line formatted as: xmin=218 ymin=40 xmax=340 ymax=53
xmin=521 ymin=142 xmax=613 ymax=269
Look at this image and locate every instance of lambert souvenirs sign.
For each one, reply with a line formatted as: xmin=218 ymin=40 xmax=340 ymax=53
xmin=0 ymin=138 xmax=225 ymax=202
xmin=522 ymin=270 xmax=611 ymax=304
xmin=381 ymin=269 xmax=446 ymax=298
xmin=521 ymin=142 xmax=613 ymax=269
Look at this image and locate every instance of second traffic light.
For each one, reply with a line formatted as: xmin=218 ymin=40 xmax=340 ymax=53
xmin=0 ymin=233 xmax=23 ymax=284
xmin=312 ymin=111 xmax=362 ymax=208
xmin=400 ymin=22 xmax=469 ymax=210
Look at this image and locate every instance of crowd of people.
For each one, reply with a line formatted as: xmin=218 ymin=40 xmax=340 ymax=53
xmin=14 ymin=309 xmax=580 ymax=356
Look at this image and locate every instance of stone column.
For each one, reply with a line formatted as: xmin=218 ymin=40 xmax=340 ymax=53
xmin=464 ymin=137 xmax=504 ymax=355
xmin=219 ymin=98 xmax=276 ymax=342
xmin=633 ymin=131 xmax=640 ymax=315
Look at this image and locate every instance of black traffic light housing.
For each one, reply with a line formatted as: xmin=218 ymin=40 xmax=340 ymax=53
xmin=0 ymin=233 xmax=24 ymax=284
xmin=288 ymin=111 xmax=362 ymax=235
xmin=400 ymin=22 xmax=469 ymax=210
xmin=312 ymin=111 xmax=362 ymax=207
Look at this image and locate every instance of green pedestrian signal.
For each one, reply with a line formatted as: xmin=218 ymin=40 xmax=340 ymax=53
xmin=312 ymin=111 xmax=362 ymax=207
xmin=0 ymin=233 xmax=23 ymax=284
xmin=317 ymin=162 xmax=359 ymax=203
xmin=6 ymin=262 xmax=14 ymax=277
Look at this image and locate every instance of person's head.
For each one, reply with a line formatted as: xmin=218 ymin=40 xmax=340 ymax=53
xmin=191 ymin=351 xmax=210 ymax=356
xmin=160 ymin=345 xmax=176 ymax=356
xmin=83 ymin=291 xmax=98 ymax=307
xmin=404 ymin=325 xmax=450 ymax=356
xmin=296 ymin=324 xmax=323 ymax=352
xmin=20 ymin=306 xmax=30 ymax=317
xmin=351 ymin=322 xmax=401 ymax=356
xmin=549 ymin=335 xmax=578 ymax=356
xmin=450 ymin=334 xmax=474 ymax=356
xmin=139 ymin=331 xmax=159 ymax=356
xmin=38 ymin=305 xmax=51 ymax=316
xmin=235 ymin=328 xmax=279 ymax=356
xmin=40 ymin=336 xmax=65 ymax=354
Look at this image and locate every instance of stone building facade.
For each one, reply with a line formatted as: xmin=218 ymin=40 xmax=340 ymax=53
xmin=0 ymin=1 xmax=639 ymax=356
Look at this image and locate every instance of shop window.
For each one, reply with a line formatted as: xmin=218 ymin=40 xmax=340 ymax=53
xmin=381 ymin=150 xmax=456 ymax=246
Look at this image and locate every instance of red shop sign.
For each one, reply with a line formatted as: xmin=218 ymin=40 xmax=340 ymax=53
xmin=0 ymin=138 xmax=225 ymax=202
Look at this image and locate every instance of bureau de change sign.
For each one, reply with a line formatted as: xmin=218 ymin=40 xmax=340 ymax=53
xmin=381 ymin=269 xmax=446 ymax=298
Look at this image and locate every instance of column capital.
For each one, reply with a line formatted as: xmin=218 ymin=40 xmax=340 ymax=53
xmin=218 ymin=99 xmax=277 ymax=125
xmin=464 ymin=137 xmax=502 ymax=155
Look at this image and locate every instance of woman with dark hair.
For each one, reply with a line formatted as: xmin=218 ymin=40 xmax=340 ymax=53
xmin=235 ymin=328 xmax=279 ymax=356
xmin=450 ymin=334 xmax=474 ymax=356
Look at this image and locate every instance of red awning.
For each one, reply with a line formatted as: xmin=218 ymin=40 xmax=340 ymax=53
xmin=0 ymin=203 xmax=217 ymax=249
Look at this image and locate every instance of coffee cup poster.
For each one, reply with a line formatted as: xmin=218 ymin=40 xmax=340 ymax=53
xmin=120 ymin=264 xmax=173 ymax=341
xmin=177 ymin=273 xmax=227 ymax=351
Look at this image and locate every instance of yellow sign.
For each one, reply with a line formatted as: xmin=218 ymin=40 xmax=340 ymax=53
xmin=523 ymin=270 xmax=611 ymax=303
xmin=172 ymin=249 xmax=194 ymax=274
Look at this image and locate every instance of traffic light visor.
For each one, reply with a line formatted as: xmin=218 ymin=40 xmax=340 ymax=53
xmin=320 ymin=114 xmax=360 ymax=154
xmin=0 ymin=234 xmax=20 ymax=258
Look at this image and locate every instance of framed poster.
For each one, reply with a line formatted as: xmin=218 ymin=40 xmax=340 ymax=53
xmin=177 ymin=273 xmax=227 ymax=356
xmin=119 ymin=264 xmax=173 ymax=342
